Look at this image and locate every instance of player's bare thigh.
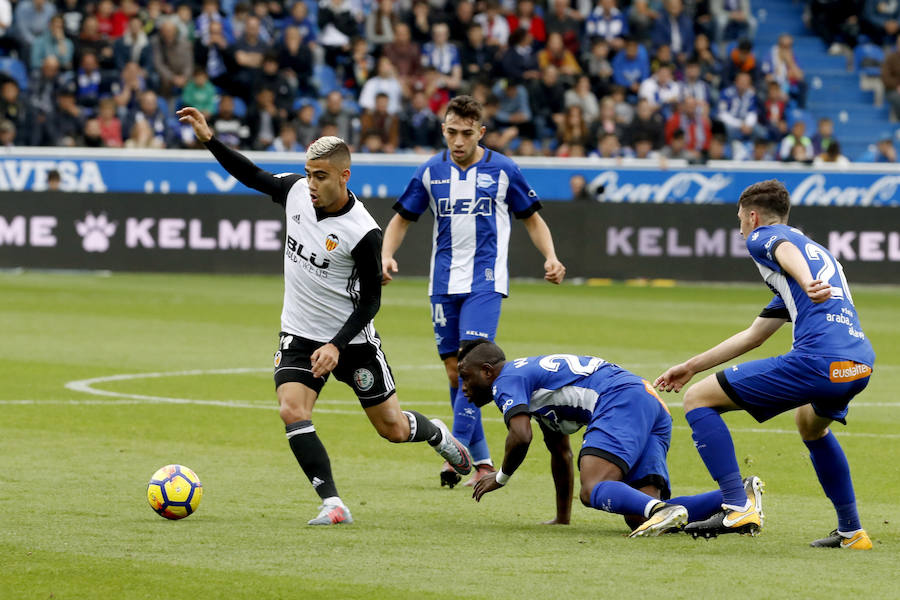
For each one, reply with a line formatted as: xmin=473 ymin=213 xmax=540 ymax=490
xmin=364 ymin=392 xmax=411 ymax=443
xmin=443 ymin=355 xmax=459 ymax=386
xmin=794 ymin=404 xmax=833 ymax=441
xmin=276 ymin=381 xmax=319 ymax=424
xmin=683 ymin=373 xmax=742 ymax=412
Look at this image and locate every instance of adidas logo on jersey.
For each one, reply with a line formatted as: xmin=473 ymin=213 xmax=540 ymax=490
xmin=292 ymin=214 xmax=302 ymax=224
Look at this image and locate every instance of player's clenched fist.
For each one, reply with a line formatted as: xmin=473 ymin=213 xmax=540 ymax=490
xmin=176 ymin=107 xmax=213 ymax=143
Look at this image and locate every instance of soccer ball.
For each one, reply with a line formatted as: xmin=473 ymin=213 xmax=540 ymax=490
xmin=147 ymin=464 xmax=203 ymax=520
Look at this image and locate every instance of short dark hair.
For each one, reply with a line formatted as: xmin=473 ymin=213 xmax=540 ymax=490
xmin=445 ymin=95 xmax=483 ymax=124
xmin=738 ymin=179 xmax=791 ymax=219
xmin=458 ymin=339 xmax=505 ymax=367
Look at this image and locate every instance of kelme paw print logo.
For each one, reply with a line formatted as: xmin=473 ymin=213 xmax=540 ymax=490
xmin=75 ymin=213 xmax=117 ymax=252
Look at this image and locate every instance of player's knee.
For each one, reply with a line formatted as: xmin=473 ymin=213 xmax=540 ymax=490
xmin=377 ymin=422 xmax=408 ymax=443
xmin=579 ymin=486 xmax=593 ymax=507
xmin=683 ymin=385 xmax=706 ymax=412
xmin=278 ymin=400 xmax=310 ymax=424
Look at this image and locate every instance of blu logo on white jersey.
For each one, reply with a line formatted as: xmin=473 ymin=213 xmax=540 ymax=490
xmin=394 ymin=148 xmax=541 ymax=296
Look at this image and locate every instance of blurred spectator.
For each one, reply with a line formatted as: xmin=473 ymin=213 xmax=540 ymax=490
xmin=858 ymin=132 xmax=898 ymax=161
xmin=195 ymin=19 xmax=236 ymax=95
xmin=152 ymin=20 xmax=194 ymax=99
xmin=14 ymin=0 xmax=57 ymax=51
xmin=47 ymin=168 xmax=61 ymax=189
xmin=717 ymin=71 xmax=761 ymax=140
xmin=447 ymin=1 xmax=476 ymax=45
xmin=83 ymin=117 xmax=103 ymax=146
xmin=763 ymin=33 xmax=807 ymax=108
xmin=705 ymin=132 xmax=730 ymax=159
xmin=277 ymin=26 xmax=314 ymax=97
xmin=762 ymin=79 xmax=788 ymax=139
xmin=112 ymin=61 xmax=147 ymax=117
xmin=538 ymin=31 xmax=582 ymax=82
xmin=318 ymin=0 xmax=360 ymax=67
xmin=692 ymin=33 xmax=723 ymax=89
xmin=0 ymin=0 xmax=21 ymax=59
xmin=55 ymin=82 xmax=86 ymax=146
xmin=406 ymin=0 xmax=431 ymax=46
xmin=75 ymin=51 xmax=103 ymax=110
xmin=246 ymin=87 xmax=281 ymax=149
xmin=557 ymin=103 xmax=591 ymax=148
xmin=481 ymin=93 xmax=519 ymax=152
xmin=591 ymin=95 xmax=627 ymax=141
xmin=611 ymin=37 xmax=650 ymax=98
xmin=493 ymin=77 xmax=533 ymax=138
xmin=811 ymin=116 xmax=836 ymax=155
xmin=584 ymin=38 xmax=614 ymax=97
xmin=97 ymin=97 xmax=123 ymax=147
xmin=723 ymin=37 xmax=758 ymax=84
xmin=251 ymin=0 xmax=277 ymax=43
xmin=114 ymin=15 xmax=153 ymax=72
xmin=400 ymin=88 xmax=442 ymax=152
xmin=750 ymin=136 xmax=774 ymax=160
xmin=627 ymin=97 xmax=665 ymax=148
xmin=196 ymin=0 xmax=235 ymax=45
xmin=710 ymin=0 xmax=756 ymax=47
xmin=863 ymin=0 xmax=900 ymax=46
xmin=632 ymin=134 xmax=660 ymax=158
xmin=280 ymin=1 xmax=314 ymax=45
xmin=882 ymin=36 xmax=900 ymax=118
xmin=681 ymin=59 xmax=712 ymax=105
xmin=421 ymin=22 xmax=462 ymax=91
xmin=585 ymin=0 xmax=629 ymax=50
xmin=125 ymin=89 xmax=175 ymax=147
xmin=343 ymin=37 xmax=376 ymax=95
xmin=665 ymin=96 xmax=711 ymax=155
xmin=174 ymin=3 xmax=198 ymax=43
xmin=95 ymin=0 xmax=127 ymax=40
xmin=208 ymin=94 xmax=250 ymax=147
xmin=569 ymin=173 xmax=594 ymax=201
xmin=813 ymin=140 xmax=850 ymax=165
xmin=639 ymin=63 xmax=680 ymax=116
xmin=459 ymin=22 xmax=496 ymax=83
xmin=125 ymin=119 xmax=163 ymax=148
xmin=269 ymin=121 xmax=304 ymax=151
xmin=0 ymin=118 xmax=15 ymax=146
xmin=28 ymin=55 xmax=64 ymax=128
xmin=233 ymin=15 xmax=269 ymax=95
xmin=475 ymin=0 xmax=510 ymax=48
xmin=500 ymin=28 xmax=540 ymax=81
xmin=59 ymin=0 xmax=83 ymax=39
xmin=778 ymin=120 xmax=813 ymax=161
xmin=0 ymin=79 xmax=28 ymax=145
xmin=319 ymin=89 xmax=359 ymax=149
xmin=293 ymin=103 xmax=318 ymax=148
xmin=30 ymin=14 xmax=74 ymax=71
xmin=564 ymin=74 xmax=600 ymax=123
xmin=808 ymin=0 xmax=860 ymax=53
xmin=591 ymin=131 xmax=623 ymax=158
xmin=359 ymin=92 xmax=399 ymax=152
xmin=628 ymin=0 xmax=660 ymax=44
xmin=366 ymin=0 xmax=396 ymax=48
xmin=650 ymin=42 xmax=676 ymax=73
xmin=651 ymin=0 xmax=694 ymax=62
xmin=661 ymin=128 xmax=689 ymax=158
xmin=508 ymin=0 xmax=546 ymax=45
xmin=359 ymin=56 xmax=403 ymax=115
xmin=77 ymin=15 xmax=115 ymax=70
xmin=611 ymin=85 xmax=635 ymax=124
xmin=258 ymin=53 xmax=294 ymax=115
xmin=544 ymin=0 xmax=583 ymax=56
xmin=383 ymin=22 xmax=422 ymax=90
xmin=532 ymin=64 xmax=567 ymax=141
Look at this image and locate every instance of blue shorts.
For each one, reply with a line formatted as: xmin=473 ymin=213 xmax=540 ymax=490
xmin=579 ymin=374 xmax=673 ymax=498
xmin=718 ymin=352 xmax=873 ymax=424
xmin=430 ymin=292 xmax=503 ymax=358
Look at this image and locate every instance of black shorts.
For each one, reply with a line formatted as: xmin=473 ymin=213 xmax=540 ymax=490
xmin=272 ymin=332 xmax=397 ymax=408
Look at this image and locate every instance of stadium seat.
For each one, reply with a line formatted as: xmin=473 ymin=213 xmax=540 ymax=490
xmin=231 ymin=96 xmax=247 ymax=118
xmin=0 ymin=57 xmax=28 ymax=91
xmin=854 ymin=41 xmax=885 ymax=108
xmin=157 ymin=95 xmax=171 ymax=116
xmin=292 ymin=96 xmax=322 ymax=120
xmin=313 ymin=64 xmax=339 ymax=96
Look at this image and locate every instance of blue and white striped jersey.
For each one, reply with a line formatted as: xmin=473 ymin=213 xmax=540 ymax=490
xmin=394 ymin=148 xmax=541 ymax=296
xmin=748 ymin=224 xmax=875 ymax=366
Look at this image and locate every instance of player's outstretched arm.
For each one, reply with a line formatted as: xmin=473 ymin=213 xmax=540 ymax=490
xmin=176 ymin=106 xmax=285 ymax=197
xmin=773 ymin=241 xmax=832 ymax=303
xmin=473 ymin=414 xmax=532 ymax=501
xmin=654 ymin=316 xmax=787 ymax=392
xmin=540 ymin=423 xmax=573 ymax=525
xmin=521 ymin=213 xmax=566 ymax=284
xmin=381 ymin=213 xmax=412 ymax=285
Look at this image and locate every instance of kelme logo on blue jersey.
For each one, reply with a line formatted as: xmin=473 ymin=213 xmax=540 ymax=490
xmin=436 ymin=197 xmax=493 ymax=216
xmin=476 ymin=173 xmax=496 ymax=189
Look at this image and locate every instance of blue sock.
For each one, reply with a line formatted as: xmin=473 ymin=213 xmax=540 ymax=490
xmin=685 ymin=407 xmax=747 ymax=507
xmin=466 ymin=411 xmax=491 ymax=464
xmin=805 ymin=431 xmax=861 ymax=532
xmin=449 ymin=385 xmax=457 ymax=409
xmin=589 ymin=480 xmax=658 ymax=516
xmin=669 ymin=490 xmax=725 ymax=522
xmin=451 ymin=383 xmax=477 ymax=448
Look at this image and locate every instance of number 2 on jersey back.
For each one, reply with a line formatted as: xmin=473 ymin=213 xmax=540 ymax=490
xmin=804 ymin=243 xmax=853 ymax=304
xmin=539 ymin=354 xmax=605 ymax=376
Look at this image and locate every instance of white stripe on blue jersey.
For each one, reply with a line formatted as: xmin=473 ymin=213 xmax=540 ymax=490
xmin=395 ymin=148 xmax=541 ymax=296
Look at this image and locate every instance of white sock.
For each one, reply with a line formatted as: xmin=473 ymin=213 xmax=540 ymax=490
xmin=837 ymin=528 xmax=862 ymax=538
xmin=323 ymin=496 xmax=343 ymax=507
xmin=722 ymin=500 xmax=751 ymax=512
xmin=643 ymin=499 xmax=663 ymax=518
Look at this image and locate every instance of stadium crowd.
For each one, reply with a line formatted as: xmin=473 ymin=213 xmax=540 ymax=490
xmin=0 ymin=0 xmax=895 ymax=163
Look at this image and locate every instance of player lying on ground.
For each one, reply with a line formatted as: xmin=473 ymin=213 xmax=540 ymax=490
xmin=457 ymin=340 xmax=744 ymax=537
xmin=655 ymin=179 xmax=874 ymax=549
xmin=177 ymin=106 xmax=473 ymax=526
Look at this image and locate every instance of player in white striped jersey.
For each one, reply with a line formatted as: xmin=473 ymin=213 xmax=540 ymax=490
xmin=177 ymin=107 xmax=473 ymax=525
xmin=381 ymin=95 xmax=566 ymax=488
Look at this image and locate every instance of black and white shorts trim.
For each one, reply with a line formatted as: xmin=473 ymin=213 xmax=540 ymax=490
xmin=273 ymin=331 xmax=396 ymax=408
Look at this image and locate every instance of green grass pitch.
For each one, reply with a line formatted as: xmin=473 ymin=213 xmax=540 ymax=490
xmin=1 ymin=272 xmax=898 ymax=599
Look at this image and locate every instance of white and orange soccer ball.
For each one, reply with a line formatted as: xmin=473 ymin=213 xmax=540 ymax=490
xmin=147 ymin=464 xmax=203 ymax=520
